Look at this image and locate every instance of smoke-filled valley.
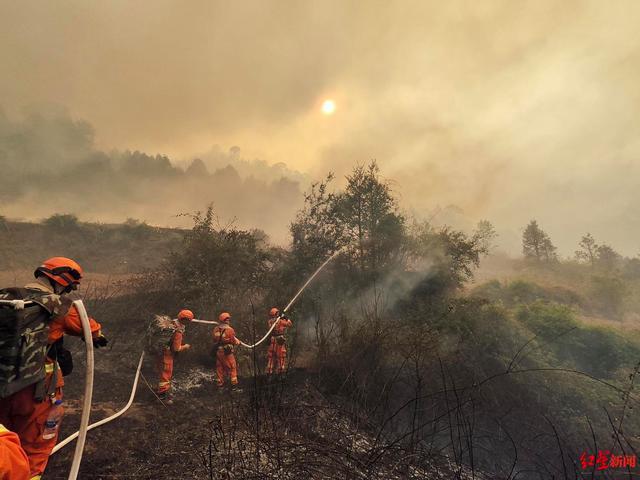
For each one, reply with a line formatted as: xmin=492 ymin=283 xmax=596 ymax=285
xmin=0 ymin=107 xmax=305 ymax=244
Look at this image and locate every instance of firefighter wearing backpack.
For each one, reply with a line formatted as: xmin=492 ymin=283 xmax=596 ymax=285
xmin=266 ymin=308 xmax=293 ymax=376
xmin=212 ymin=312 xmax=241 ymax=392
xmin=156 ymin=309 xmax=193 ymax=403
xmin=0 ymin=424 xmax=29 ymax=480
xmin=0 ymin=257 xmax=107 ymax=480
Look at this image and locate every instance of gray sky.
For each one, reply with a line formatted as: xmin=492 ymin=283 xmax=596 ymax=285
xmin=1 ymin=1 xmax=639 ymax=255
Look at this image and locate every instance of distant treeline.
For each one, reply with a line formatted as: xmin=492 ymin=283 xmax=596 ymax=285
xmin=0 ymin=107 xmax=304 ymax=240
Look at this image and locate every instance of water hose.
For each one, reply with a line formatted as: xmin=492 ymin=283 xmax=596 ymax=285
xmin=52 ymin=351 xmax=145 ymax=454
xmin=239 ymin=317 xmax=281 ymax=348
xmin=282 ymin=248 xmax=344 ymax=314
xmin=191 ymin=318 xmax=218 ymax=325
xmin=239 ymin=248 xmax=344 ymax=349
xmin=67 ymin=300 xmax=94 ymax=480
xmin=180 ymin=317 xmax=276 ymax=348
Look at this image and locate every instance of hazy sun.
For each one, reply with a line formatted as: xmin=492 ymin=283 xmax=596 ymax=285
xmin=321 ymin=99 xmax=336 ymax=115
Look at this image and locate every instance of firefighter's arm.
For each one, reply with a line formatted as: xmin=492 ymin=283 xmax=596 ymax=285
xmin=0 ymin=424 xmax=30 ymax=480
xmin=281 ymin=318 xmax=293 ymax=327
xmin=230 ymin=328 xmax=241 ymax=346
xmin=172 ymin=331 xmax=190 ymax=352
xmin=59 ymin=304 xmax=108 ymax=347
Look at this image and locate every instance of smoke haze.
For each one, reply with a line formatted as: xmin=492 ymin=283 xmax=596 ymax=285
xmin=1 ymin=1 xmax=640 ymax=254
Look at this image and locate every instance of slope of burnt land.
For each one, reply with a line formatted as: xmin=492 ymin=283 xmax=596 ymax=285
xmin=46 ymin=359 xmax=481 ymax=480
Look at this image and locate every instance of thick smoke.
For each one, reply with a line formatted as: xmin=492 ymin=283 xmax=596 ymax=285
xmin=0 ymin=108 xmax=304 ymax=243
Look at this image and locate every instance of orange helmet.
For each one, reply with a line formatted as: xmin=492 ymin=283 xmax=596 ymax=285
xmin=269 ymin=307 xmax=280 ymax=317
xmin=219 ymin=312 xmax=231 ymax=323
xmin=178 ymin=309 xmax=194 ymax=321
xmin=34 ymin=257 xmax=83 ymax=288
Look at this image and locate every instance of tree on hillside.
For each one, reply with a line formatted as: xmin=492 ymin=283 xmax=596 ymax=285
xmin=336 ymin=161 xmax=405 ymax=279
xmin=522 ymin=220 xmax=557 ymax=262
xmin=624 ymin=257 xmax=640 ymax=279
xmin=475 ymin=220 xmax=498 ymax=253
xmin=409 ymin=222 xmax=490 ymax=290
xmin=148 ymin=205 xmax=272 ymax=313
xmin=290 ymin=173 xmax=345 ymax=271
xmin=575 ymin=233 xmax=598 ymax=267
xmin=595 ymin=244 xmax=621 ymax=272
xmin=43 ymin=213 xmax=80 ymax=230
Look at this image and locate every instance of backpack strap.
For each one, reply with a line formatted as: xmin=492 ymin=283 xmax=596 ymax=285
xmin=33 ymin=360 xmax=58 ymax=403
xmin=216 ymin=326 xmax=226 ymax=346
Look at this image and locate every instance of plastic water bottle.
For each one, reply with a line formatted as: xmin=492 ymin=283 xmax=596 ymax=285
xmin=42 ymin=399 xmax=63 ymax=440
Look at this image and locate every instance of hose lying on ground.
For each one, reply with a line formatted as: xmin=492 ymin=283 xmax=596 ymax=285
xmin=52 ymin=351 xmax=144 ymax=454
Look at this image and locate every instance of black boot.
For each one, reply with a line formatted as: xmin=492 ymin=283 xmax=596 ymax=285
xmin=158 ymin=391 xmax=174 ymax=405
xmin=231 ymin=385 xmax=243 ymax=394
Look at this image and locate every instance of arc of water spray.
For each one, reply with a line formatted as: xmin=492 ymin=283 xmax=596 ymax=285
xmin=239 ymin=247 xmax=344 ymax=348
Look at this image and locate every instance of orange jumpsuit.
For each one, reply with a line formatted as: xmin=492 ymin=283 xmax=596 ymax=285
xmin=212 ymin=324 xmax=241 ymax=387
xmin=0 ymin=280 xmax=102 ymax=479
xmin=0 ymin=425 xmax=29 ymax=480
xmin=266 ymin=317 xmax=293 ymax=375
xmin=157 ymin=323 xmax=188 ymax=394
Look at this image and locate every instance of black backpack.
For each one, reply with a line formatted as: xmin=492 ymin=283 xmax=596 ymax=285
xmin=0 ymin=288 xmax=62 ymax=399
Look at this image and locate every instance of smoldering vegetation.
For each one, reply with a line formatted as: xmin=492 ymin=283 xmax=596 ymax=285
xmin=0 ymin=107 xmax=304 ymax=243
xmin=39 ymin=163 xmax=640 ymax=479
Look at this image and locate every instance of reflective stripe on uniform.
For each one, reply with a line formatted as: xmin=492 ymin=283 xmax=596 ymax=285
xmin=45 ymin=363 xmax=54 ymax=374
xmin=0 ymin=424 xmax=8 ymax=433
xmin=31 ymin=476 xmax=42 ymax=480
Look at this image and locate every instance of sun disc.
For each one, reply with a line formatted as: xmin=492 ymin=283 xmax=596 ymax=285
xmin=321 ymin=99 xmax=336 ymax=115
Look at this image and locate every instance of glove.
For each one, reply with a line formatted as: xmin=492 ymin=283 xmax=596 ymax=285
xmin=92 ymin=334 xmax=109 ymax=348
xmin=181 ymin=344 xmax=191 ymax=351
xmin=57 ymin=348 xmax=74 ymax=376
xmin=280 ymin=313 xmax=288 ymax=320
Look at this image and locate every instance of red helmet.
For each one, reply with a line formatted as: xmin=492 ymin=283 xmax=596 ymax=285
xmin=178 ymin=309 xmax=194 ymax=321
xmin=269 ymin=307 xmax=280 ymax=317
xmin=218 ymin=312 xmax=231 ymax=323
xmin=35 ymin=257 xmax=83 ymax=288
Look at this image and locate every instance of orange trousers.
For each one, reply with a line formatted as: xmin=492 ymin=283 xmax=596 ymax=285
xmin=0 ymin=425 xmax=30 ymax=480
xmin=157 ymin=349 xmax=174 ymax=394
xmin=266 ymin=339 xmax=287 ymax=374
xmin=0 ymin=371 xmax=63 ymax=479
xmin=215 ymin=349 xmax=238 ymax=386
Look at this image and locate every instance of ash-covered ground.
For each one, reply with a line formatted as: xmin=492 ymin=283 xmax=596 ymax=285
xmin=45 ymin=345 xmax=478 ymax=480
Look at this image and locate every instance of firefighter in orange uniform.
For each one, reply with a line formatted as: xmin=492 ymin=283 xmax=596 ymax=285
xmin=266 ymin=307 xmax=293 ymax=376
xmin=157 ymin=309 xmax=193 ymax=403
xmin=0 ymin=257 xmax=107 ymax=480
xmin=0 ymin=424 xmax=29 ymax=480
xmin=212 ymin=312 xmax=242 ymax=392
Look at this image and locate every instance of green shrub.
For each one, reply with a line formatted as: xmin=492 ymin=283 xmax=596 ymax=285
xmin=43 ymin=213 xmax=80 ymax=230
xmin=589 ymin=275 xmax=628 ymax=318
